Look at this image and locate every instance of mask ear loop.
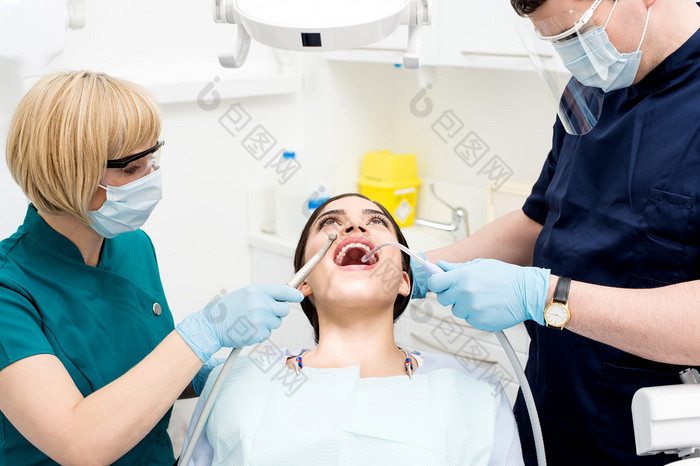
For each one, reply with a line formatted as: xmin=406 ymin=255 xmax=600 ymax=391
xmin=574 ymin=0 xmax=618 ymax=81
xmin=636 ymin=5 xmax=652 ymax=52
xmin=603 ymin=0 xmax=618 ymax=30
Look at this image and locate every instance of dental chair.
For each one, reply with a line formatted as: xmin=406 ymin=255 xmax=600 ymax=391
xmin=633 ymin=369 xmax=700 ymax=465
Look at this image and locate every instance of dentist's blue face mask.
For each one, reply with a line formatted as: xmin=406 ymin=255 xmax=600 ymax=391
xmin=89 ymin=168 xmax=162 ymax=239
xmin=550 ymin=1 xmax=652 ymax=93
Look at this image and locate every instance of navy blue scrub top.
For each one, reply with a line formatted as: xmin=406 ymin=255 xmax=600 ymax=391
xmin=0 ymin=205 xmax=176 ymax=465
xmin=515 ymin=26 xmax=700 ymax=466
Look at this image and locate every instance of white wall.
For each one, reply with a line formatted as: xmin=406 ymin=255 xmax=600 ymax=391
xmin=320 ymin=62 xmax=554 ymax=195
xmin=298 ymin=58 xmax=555 ymax=210
xmin=0 ymin=63 xmax=31 ymax=239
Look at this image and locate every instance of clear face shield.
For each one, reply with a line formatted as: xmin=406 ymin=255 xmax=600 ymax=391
xmin=515 ymin=0 xmax=610 ymax=135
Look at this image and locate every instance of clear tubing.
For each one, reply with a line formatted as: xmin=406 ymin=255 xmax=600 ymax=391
xmin=178 ymin=232 xmax=337 ymax=466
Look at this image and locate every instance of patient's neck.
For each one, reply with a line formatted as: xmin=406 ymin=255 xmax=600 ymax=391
xmin=303 ymin=304 xmax=410 ymax=378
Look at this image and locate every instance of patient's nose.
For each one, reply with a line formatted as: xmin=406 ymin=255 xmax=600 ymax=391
xmin=344 ymin=224 xmax=367 ymax=234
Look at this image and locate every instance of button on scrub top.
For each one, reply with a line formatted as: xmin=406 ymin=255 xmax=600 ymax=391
xmin=516 ymin=26 xmax=700 ymax=466
xmin=0 ymin=205 xmax=176 ymax=465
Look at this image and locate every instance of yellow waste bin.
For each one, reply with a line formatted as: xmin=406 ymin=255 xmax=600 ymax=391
xmin=358 ymin=150 xmax=421 ymax=227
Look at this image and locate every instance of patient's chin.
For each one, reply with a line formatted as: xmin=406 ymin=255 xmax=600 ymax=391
xmin=320 ymin=282 xmax=397 ymax=310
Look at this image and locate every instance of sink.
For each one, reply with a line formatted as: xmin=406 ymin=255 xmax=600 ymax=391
xmin=401 ymin=224 xmax=456 ymax=253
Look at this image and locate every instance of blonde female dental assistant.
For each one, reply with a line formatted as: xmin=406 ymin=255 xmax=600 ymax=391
xmin=0 ymin=71 xmax=301 ymax=465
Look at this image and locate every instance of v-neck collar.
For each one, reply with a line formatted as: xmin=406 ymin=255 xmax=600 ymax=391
xmin=22 ymin=204 xmax=105 ymax=266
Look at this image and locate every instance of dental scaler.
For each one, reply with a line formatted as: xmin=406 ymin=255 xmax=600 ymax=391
xmin=362 ymin=240 xmax=548 ymax=466
xmin=286 ymin=232 xmax=337 ymax=288
xmin=179 ymin=232 xmax=337 ymax=466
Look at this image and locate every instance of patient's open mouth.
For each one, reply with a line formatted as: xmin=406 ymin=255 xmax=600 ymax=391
xmin=333 ymin=237 xmax=379 ymax=267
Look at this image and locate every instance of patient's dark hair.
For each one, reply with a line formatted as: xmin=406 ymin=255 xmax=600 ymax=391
xmin=293 ymin=193 xmax=413 ymax=343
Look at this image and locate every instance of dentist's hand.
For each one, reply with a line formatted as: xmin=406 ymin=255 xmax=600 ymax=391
xmin=176 ymin=285 xmax=304 ymax=362
xmin=428 ymin=259 xmax=550 ymax=331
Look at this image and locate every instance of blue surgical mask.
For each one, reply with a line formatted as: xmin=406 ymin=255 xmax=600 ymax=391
xmin=553 ymin=5 xmax=651 ymax=93
xmin=89 ymin=168 xmax=162 ymax=238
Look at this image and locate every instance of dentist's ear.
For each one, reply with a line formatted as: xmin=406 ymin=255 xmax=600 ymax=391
xmin=299 ymin=281 xmax=313 ymax=297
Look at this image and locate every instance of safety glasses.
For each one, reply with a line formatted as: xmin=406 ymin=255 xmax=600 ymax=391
xmin=103 ymin=140 xmax=164 ymax=186
xmin=534 ymin=0 xmax=604 ymax=42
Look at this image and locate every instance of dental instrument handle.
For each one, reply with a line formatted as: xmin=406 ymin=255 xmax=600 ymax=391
xmin=361 ymin=241 xmax=443 ymax=275
xmin=286 ymin=232 xmax=337 ymax=289
xmin=179 ymin=347 xmax=242 ymax=466
xmin=417 ymin=258 xmax=443 ymax=275
xmin=179 ymin=232 xmax=337 ymax=466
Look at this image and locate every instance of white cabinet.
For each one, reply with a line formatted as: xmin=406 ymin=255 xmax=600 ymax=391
xmin=438 ymin=0 xmax=532 ymax=70
xmin=325 ymin=0 xmax=533 ymax=71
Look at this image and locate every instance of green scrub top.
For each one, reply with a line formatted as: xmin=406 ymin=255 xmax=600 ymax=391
xmin=0 ymin=205 xmax=176 ymax=465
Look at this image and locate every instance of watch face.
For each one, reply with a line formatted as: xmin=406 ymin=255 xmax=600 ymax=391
xmin=545 ymin=303 xmax=569 ymax=327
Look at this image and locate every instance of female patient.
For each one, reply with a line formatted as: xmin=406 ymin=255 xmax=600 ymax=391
xmin=184 ymin=193 xmax=523 ymax=465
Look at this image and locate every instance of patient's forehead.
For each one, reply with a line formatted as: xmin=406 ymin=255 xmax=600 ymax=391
xmin=320 ymin=196 xmax=378 ymax=213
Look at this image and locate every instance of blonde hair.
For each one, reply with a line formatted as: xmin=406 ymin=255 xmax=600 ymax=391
xmin=6 ymin=71 xmax=161 ymax=224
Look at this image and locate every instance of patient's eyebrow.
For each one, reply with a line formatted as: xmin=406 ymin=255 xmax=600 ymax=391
xmin=363 ymin=209 xmax=387 ymax=217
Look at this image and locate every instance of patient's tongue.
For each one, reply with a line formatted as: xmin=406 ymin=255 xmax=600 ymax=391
xmin=341 ymin=248 xmax=366 ymax=266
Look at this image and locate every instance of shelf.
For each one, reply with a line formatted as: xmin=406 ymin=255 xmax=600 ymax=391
xmin=323 ymin=49 xmax=409 ymax=67
xmin=248 ymin=223 xmax=455 ymax=259
xmin=108 ymin=62 xmax=303 ymax=105
xmin=454 ymin=52 xmax=533 ymax=72
xmin=248 ymin=230 xmax=297 ymax=257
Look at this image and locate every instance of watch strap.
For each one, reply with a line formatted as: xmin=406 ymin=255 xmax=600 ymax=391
xmin=553 ymin=276 xmax=571 ymax=304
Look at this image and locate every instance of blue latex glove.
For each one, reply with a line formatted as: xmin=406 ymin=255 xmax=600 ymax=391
xmin=192 ymin=357 xmax=225 ymax=395
xmin=176 ymin=284 xmax=303 ymax=362
xmin=428 ymin=259 xmax=550 ymax=331
xmin=410 ymin=252 xmax=430 ymax=299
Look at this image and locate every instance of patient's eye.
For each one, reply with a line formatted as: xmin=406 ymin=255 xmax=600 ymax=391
xmin=369 ymin=215 xmax=389 ymax=227
xmin=318 ymin=215 xmax=341 ymax=228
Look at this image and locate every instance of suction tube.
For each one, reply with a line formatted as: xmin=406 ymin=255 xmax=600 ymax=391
xmin=361 ymin=240 xmax=442 ymax=275
xmin=363 ymin=242 xmax=547 ymax=466
xmin=178 ymin=232 xmax=337 ymax=465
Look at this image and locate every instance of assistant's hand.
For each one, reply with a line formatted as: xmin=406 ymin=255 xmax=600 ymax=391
xmin=176 ymin=285 xmax=304 ymax=362
xmin=428 ymin=259 xmax=550 ymax=331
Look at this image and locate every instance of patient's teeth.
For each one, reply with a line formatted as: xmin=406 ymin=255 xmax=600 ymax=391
xmin=334 ymin=241 xmax=375 ymax=265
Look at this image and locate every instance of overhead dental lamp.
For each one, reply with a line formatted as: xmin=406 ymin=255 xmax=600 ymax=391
xmin=213 ymin=0 xmax=432 ymax=69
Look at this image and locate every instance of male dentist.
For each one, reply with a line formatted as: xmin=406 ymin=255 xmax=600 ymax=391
xmin=412 ymin=0 xmax=700 ymax=464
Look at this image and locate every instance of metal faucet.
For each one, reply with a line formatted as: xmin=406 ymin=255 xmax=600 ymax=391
xmin=414 ymin=184 xmax=469 ymax=241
